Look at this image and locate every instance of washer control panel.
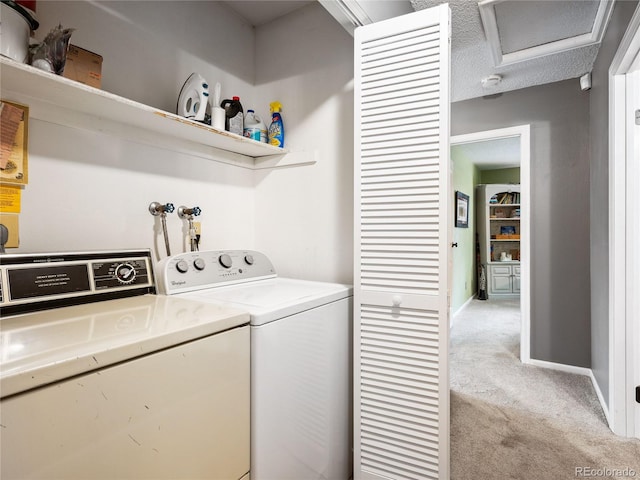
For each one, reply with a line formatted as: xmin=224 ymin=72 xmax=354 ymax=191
xmin=157 ymin=250 xmax=276 ymax=295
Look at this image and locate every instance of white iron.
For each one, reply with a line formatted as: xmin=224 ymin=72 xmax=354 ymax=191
xmin=177 ymin=73 xmax=209 ymax=122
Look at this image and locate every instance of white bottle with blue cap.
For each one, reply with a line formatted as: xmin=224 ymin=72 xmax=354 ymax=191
xmin=243 ymin=109 xmax=267 ymax=143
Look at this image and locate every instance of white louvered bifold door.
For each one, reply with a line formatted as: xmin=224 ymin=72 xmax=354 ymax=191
xmin=354 ymin=5 xmax=451 ymax=480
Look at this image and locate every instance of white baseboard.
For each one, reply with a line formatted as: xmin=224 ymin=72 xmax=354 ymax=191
xmin=451 ymin=294 xmax=476 ymax=328
xmin=588 ymin=370 xmax=611 ymax=425
xmin=523 ymin=358 xmax=611 ymax=427
xmin=524 ymin=358 xmax=591 ymax=376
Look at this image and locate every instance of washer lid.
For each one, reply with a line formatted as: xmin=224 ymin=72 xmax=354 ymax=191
xmin=0 ymin=295 xmax=249 ymax=398
xmin=181 ymin=277 xmax=352 ymax=326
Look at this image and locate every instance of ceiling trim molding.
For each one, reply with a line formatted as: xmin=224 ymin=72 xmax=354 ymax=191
xmin=609 ymin=1 xmax=640 ymax=74
xmin=318 ymin=0 xmax=372 ymax=36
xmin=478 ymin=0 xmax=616 ymax=67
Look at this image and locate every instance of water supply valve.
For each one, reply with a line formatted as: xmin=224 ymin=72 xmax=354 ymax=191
xmin=177 ymin=206 xmax=201 ymax=218
xmin=149 ymin=202 xmax=175 ymax=257
xmin=149 ymin=202 xmax=175 ymax=216
xmin=178 ymin=205 xmax=202 ymax=252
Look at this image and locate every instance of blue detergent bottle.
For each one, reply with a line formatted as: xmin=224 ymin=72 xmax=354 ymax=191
xmin=268 ymin=101 xmax=285 ymax=148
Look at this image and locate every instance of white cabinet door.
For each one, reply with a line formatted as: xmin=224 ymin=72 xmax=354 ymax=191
xmin=354 ymin=5 xmax=451 ymax=479
xmin=491 ymin=269 xmax=513 ymax=294
xmin=513 ymin=265 xmax=521 ymax=293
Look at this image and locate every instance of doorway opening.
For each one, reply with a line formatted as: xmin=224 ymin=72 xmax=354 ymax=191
xmin=450 ymin=125 xmax=531 ymax=363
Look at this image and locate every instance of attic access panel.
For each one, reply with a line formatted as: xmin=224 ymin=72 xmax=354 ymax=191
xmin=478 ymin=0 xmax=614 ymax=66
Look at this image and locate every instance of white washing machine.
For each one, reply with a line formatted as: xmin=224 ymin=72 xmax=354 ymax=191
xmin=0 ymin=250 xmax=251 ymax=480
xmin=157 ymin=250 xmax=353 ymax=480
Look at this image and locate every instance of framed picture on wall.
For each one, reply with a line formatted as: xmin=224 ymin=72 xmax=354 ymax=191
xmin=455 ymin=191 xmax=469 ymax=228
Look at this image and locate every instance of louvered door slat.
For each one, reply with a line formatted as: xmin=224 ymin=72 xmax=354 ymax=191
xmin=363 ymin=90 xmax=439 ymax=110
xmin=361 ymin=151 xmax=440 ymax=165
xmin=355 ymin=5 xmax=450 ymax=480
xmin=362 ymin=68 xmax=441 ymax=93
xmin=363 ymin=131 xmax=440 ymax=148
xmin=363 ymin=52 xmax=439 ymax=76
xmin=362 ymin=78 xmax=440 ymax=101
xmin=362 ymin=27 xmax=439 ymax=54
xmin=362 ymin=105 xmax=440 ymax=126
xmin=363 ymin=163 xmax=439 ymax=176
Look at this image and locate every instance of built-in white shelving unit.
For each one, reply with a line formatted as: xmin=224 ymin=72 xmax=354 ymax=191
xmin=477 ymin=183 xmax=521 ymax=296
xmin=0 ymin=57 xmax=313 ymax=169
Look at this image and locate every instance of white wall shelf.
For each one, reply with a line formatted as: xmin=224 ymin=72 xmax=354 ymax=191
xmin=0 ymin=57 xmax=310 ymax=169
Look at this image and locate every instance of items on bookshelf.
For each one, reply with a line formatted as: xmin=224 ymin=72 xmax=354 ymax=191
xmin=489 ymin=191 xmax=520 ymax=205
xmin=490 ymin=206 xmax=520 ymax=219
xmin=490 ymin=246 xmax=520 ymax=260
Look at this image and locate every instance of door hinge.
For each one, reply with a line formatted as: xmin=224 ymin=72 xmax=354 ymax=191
xmin=636 ymin=385 xmax=640 ymax=404
xmin=636 ymin=109 xmax=640 ymax=126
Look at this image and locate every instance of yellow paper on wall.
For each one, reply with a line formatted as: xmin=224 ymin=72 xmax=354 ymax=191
xmin=0 ymin=184 xmax=21 ymax=213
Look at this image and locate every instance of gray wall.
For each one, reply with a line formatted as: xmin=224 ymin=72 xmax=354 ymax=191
xmin=589 ymin=0 xmax=639 ymax=408
xmin=452 ymin=80 xmax=591 ymax=367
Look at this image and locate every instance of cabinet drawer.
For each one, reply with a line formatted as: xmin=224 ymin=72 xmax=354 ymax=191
xmin=490 ymin=265 xmax=512 ymax=275
xmin=513 ymin=265 xmax=521 ymax=276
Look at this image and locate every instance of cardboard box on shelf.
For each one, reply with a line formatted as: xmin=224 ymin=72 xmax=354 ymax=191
xmin=62 ymin=45 xmax=102 ymax=89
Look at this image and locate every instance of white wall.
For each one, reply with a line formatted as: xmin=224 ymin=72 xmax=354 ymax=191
xmin=16 ymin=1 xmax=258 ymax=263
xmin=253 ymin=3 xmax=355 ymax=284
xmin=21 ymin=120 xmax=256 ymax=261
xmin=10 ymin=1 xmax=355 ymax=284
xmin=35 ymin=1 xmax=257 ymax=111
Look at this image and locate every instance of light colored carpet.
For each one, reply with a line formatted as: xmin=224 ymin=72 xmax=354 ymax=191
xmin=450 ymin=298 xmax=640 ymax=480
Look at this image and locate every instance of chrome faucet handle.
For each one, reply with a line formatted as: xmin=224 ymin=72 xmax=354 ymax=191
xmin=149 ymin=202 xmax=175 ymax=216
xmin=178 ymin=206 xmax=201 ymax=218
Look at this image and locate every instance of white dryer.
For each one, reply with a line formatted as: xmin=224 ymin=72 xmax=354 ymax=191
xmin=157 ymin=250 xmax=353 ymax=480
xmin=0 ymin=250 xmax=250 ymax=480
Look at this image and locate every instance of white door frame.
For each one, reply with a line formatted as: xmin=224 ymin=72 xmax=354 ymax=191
xmin=451 ymin=124 xmax=531 ymax=362
xmin=609 ymin=5 xmax=640 ymax=438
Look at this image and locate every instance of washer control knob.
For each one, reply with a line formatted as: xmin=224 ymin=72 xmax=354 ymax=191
xmin=193 ymin=258 xmax=206 ymax=271
xmin=176 ymin=259 xmax=189 ymax=273
xmin=244 ymin=254 xmax=254 ymax=265
xmin=219 ymin=254 xmax=232 ymax=269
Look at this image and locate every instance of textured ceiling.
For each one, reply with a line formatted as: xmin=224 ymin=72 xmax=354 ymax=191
xmin=410 ymin=0 xmax=601 ymax=102
xmin=222 ymin=0 xmax=604 ymax=103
